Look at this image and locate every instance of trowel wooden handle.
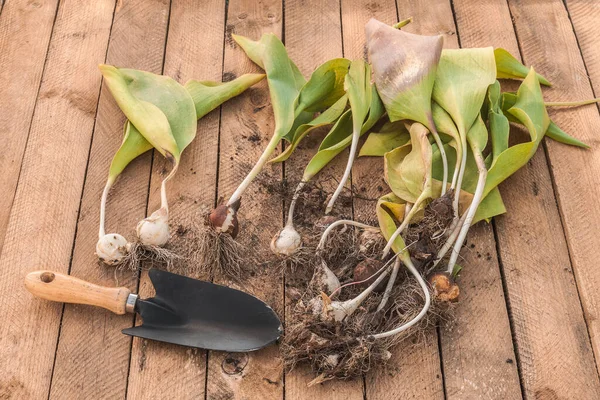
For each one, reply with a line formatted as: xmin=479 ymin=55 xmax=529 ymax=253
xmin=24 ymin=271 xmax=135 ymax=315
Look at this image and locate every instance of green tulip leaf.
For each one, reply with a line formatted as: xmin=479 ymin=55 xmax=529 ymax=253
xmin=185 ymin=73 xmax=265 ymax=119
xmin=483 ymin=68 xmax=549 ymax=197
xmin=233 ymin=33 xmax=305 ymax=142
xmin=302 ymin=85 xmax=384 ymax=182
xmin=546 ymin=121 xmax=589 ymax=148
xmin=108 ymin=122 xmax=154 ymax=181
xmin=494 ymin=48 xmax=551 ymax=86
xmin=487 ymin=81 xmax=510 ymax=166
xmin=502 ymin=91 xmax=589 ymax=148
xmin=433 ymin=47 xmax=497 ymax=138
xmin=295 ymin=58 xmax=351 ymax=114
xmin=100 ymin=65 xmax=196 ymax=162
xmin=270 ymin=94 xmax=348 ymax=163
xmin=359 ymin=120 xmax=410 ymax=157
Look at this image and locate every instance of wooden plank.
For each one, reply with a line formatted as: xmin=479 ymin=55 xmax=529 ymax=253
xmin=340 ymin=1 xmax=444 ymax=399
xmin=204 ymin=1 xmax=284 ymax=399
xmin=283 ymin=0 xmax=363 ymax=397
xmin=560 ymin=0 xmax=600 ymax=367
xmin=0 ymin=0 xmax=59 ymax=253
xmin=125 ymin=0 xmax=226 ymax=399
xmin=566 ymin=0 xmax=600 ymax=97
xmin=0 ymin=0 xmax=116 ymax=399
xmin=401 ymin=1 xmax=523 ymax=398
xmin=457 ymin=0 xmax=600 ymax=397
xmin=47 ymin=0 xmax=170 ymax=398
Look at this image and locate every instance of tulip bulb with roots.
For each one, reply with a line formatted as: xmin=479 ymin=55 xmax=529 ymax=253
xmin=96 ymin=155 xmax=181 ymax=270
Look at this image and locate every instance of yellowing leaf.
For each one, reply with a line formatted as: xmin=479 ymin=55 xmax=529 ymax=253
xmin=433 ymin=47 xmax=497 ymax=138
xmin=100 ymin=65 xmax=192 ymax=162
xmin=366 ymin=18 xmax=442 ymax=131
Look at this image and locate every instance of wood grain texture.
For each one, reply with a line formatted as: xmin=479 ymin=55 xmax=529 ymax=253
xmin=48 ymin=0 xmax=170 ymax=398
xmin=126 ymin=0 xmax=226 ymax=399
xmin=204 ymin=1 xmax=284 ymax=399
xmin=464 ymin=2 xmax=598 ymax=398
xmin=340 ymin=1 xmax=444 ymax=399
xmin=24 ymin=271 xmax=131 ymax=314
xmin=0 ymin=0 xmax=59 ymax=253
xmin=558 ymin=0 xmax=600 ymax=371
xmin=283 ymin=0 xmax=362 ymax=397
xmin=0 ymin=0 xmax=116 ymax=399
xmin=410 ymin=0 xmax=524 ymax=398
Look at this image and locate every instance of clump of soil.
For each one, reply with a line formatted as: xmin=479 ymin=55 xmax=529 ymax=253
xmin=281 ymin=193 xmax=457 ymax=382
xmin=404 ymin=191 xmax=454 ymax=265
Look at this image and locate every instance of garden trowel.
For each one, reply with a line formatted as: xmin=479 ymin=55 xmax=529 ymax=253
xmin=25 ymin=269 xmax=281 ymax=352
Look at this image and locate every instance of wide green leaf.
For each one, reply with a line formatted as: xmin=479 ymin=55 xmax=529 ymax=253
xmin=100 ymin=65 xmax=195 ymax=162
xmin=366 ymin=18 xmax=442 ymax=130
xmin=494 ymin=48 xmax=551 ymax=86
xmin=345 ymin=60 xmax=372 ymax=137
xmin=433 ymin=47 xmax=497 ymax=137
xmin=295 ymin=58 xmax=351 ymax=114
xmin=233 ymin=33 xmax=304 ymax=142
xmin=502 ymin=91 xmax=589 ymax=148
xmin=487 ymin=81 xmax=510 ymax=166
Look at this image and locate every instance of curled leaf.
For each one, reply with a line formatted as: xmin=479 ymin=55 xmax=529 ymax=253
xmin=366 ymin=18 xmax=443 ymax=130
xmin=483 ymin=68 xmax=549 ymax=197
xmin=100 ymin=65 xmax=193 ymax=162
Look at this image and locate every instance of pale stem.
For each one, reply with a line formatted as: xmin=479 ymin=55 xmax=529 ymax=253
xmin=450 ymin=147 xmax=461 ymax=191
xmin=377 ymin=257 xmax=401 ymax=312
xmin=160 ymin=161 xmax=179 ymax=213
xmin=427 ymin=118 xmax=447 ymax=196
xmin=381 ymin=189 xmax=430 ymax=258
xmin=329 ymin=266 xmax=392 ymax=321
xmin=446 ymin=150 xmax=487 ymax=274
xmin=371 ymin=257 xmax=431 ymax=339
xmin=431 ymin=212 xmax=468 ymax=269
xmin=99 ymin=177 xmax=114 ymax=238
xmin=325 ymin=128 xmax=360 ymax=214
xmin=452 ymin=129 xmax=468 ymax=218
xmin=227 ymin=134 xmax=281 ymax=207
xmin=317 ymin=219 xmax=379 ymax=252
xmin=286 ymin=181 xmax=306 ymax=227
xmin=329 ymin=253 xmax=399 ymax=298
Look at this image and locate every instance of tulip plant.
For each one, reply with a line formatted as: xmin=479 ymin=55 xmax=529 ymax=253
xmin=96 ymin=65 xmax=263 ymax=269
xmin=278 ymin=18 xmax=598 ymax=383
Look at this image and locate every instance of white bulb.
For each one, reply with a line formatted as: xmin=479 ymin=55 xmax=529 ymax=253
xmin=137 ymin=208 xmax=170 ymax=246
xmin=270 ymin=224 xmax=302 ymax=256
xmin=96 ymin=233 xmax=129 ymax=265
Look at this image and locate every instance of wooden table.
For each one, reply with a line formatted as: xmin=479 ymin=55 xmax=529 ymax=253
xmin=1 ymin=0 xmax=600 ymax=398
